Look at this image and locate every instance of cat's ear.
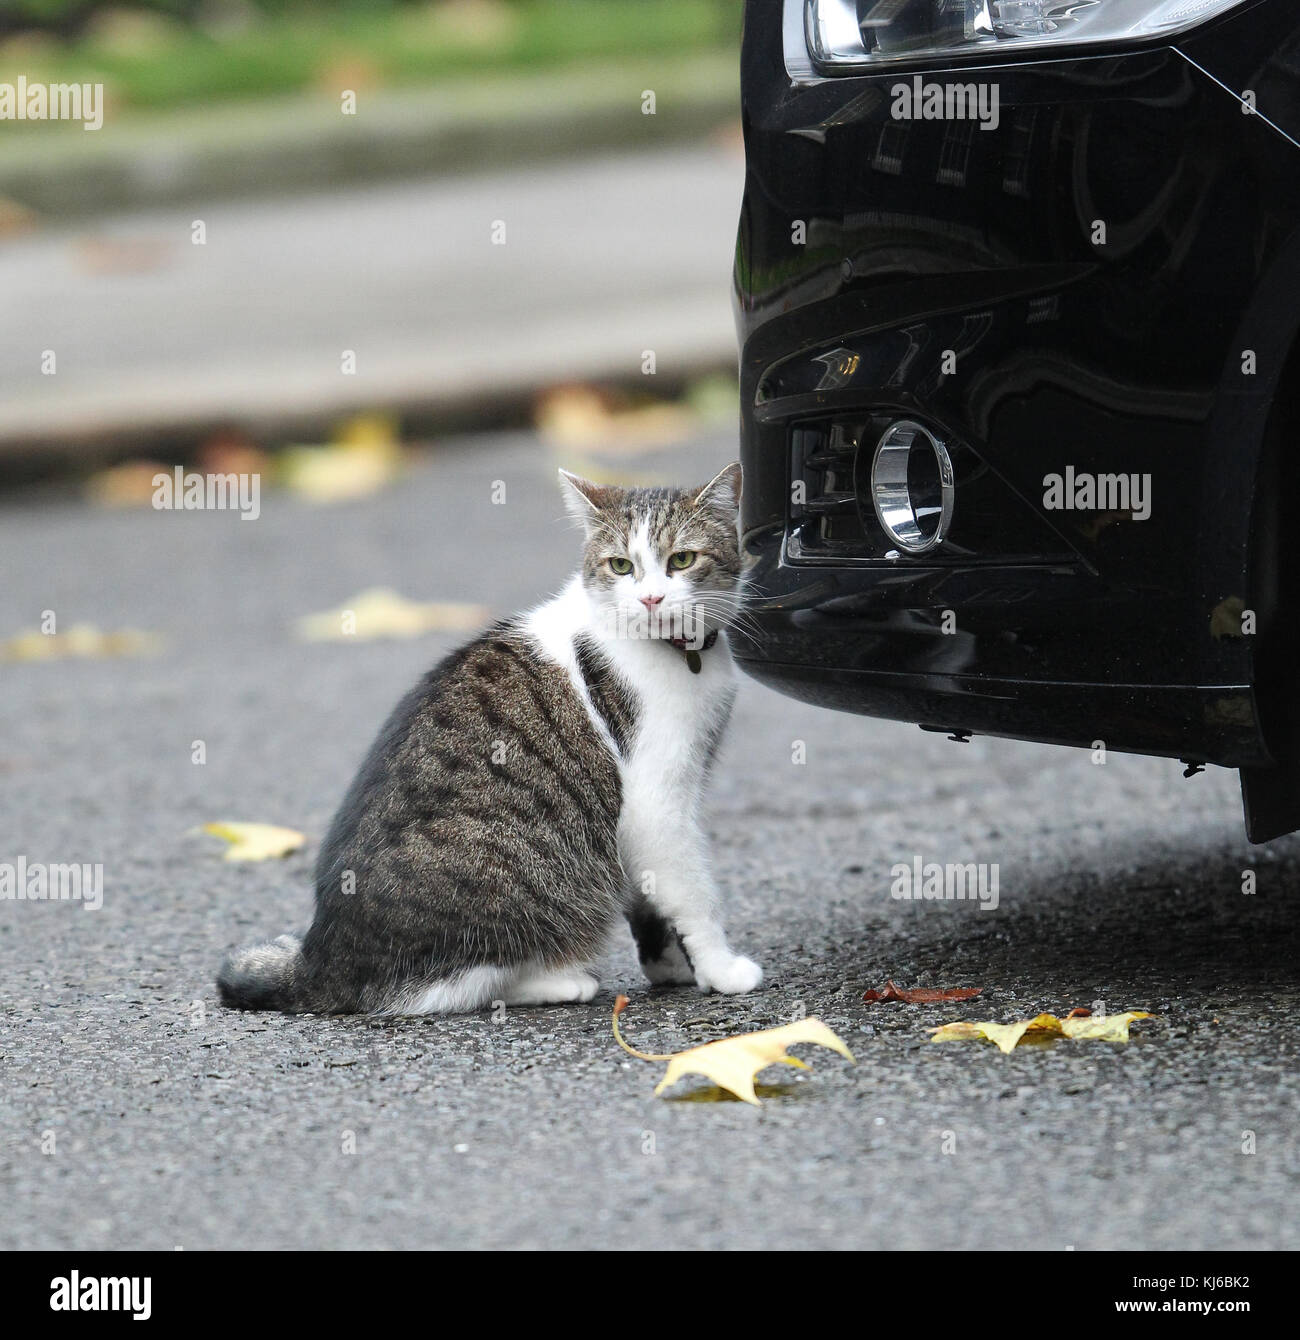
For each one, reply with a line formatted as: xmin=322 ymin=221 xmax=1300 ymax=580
xmin=693 ymin=462 xmax=742 ymax=515
xmin=558 ymin=469 xmax=615 ymax=530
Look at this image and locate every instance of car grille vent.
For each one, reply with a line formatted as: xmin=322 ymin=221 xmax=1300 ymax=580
xmin=789 ymin=420 xmax=872 ymax=556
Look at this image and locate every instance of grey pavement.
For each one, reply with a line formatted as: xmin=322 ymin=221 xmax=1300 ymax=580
xmin=1 ymin=428 xmax=1298 ymax=1250
xmin=0 ymin=142 xmax=741 ymax=448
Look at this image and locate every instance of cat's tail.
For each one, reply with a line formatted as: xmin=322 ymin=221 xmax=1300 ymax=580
xmin=217 ymin=933 xmax=309 ymax=1012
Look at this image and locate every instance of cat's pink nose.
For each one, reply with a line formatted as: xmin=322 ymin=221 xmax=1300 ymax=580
xmin=640 ymin=594 xmax=664 ymax=610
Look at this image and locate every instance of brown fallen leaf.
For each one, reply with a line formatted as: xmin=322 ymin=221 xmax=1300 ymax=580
xmin=930 ymin=1010 xmax=1153 ymax=1054
xmin=862 ymin=980 xmax=982 ymax=1004
xmin=612 ymin=994 xmax=854 ymax=1106
xmin=196 ymin=429 xmax=270 ymax=481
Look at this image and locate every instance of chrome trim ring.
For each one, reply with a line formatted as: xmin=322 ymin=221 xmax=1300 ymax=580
xmin=869 ymin=419 xmax=955 ymax=555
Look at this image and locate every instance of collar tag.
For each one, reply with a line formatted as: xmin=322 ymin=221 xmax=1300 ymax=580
xmin=670 ymin=628 xmax=717 ymax=674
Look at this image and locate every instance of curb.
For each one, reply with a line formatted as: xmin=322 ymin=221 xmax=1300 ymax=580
xmin=0 ymin=306 xmax=738 ymax=465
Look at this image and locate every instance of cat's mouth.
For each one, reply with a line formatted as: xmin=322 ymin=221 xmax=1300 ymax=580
xmin=610 ymin=603 xmax=711 ymax=645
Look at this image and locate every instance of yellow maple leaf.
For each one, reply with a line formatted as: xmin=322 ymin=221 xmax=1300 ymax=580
xmin=612 ymin=995 xmax=854 ymax=1105
xmin=930 ymin=1010 xmax=1153 ymax=1053
xmin=202 ymin=822 xmax=306 ymax=862
xmin=294 ymin=588 xmax=490 ymax=642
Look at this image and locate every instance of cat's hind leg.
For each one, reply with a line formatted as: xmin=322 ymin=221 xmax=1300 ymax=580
xmin=503 ymin=963 xmax=599 ymax=1006
xmin=384 ymin=963 xmax=598 ymax=1013
xmin=386 ymin=966 xmax=513 ymax=1016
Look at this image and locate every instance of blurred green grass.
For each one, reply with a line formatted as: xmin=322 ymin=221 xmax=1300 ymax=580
xmin=0 ymin=1 xmax=743 ymax=114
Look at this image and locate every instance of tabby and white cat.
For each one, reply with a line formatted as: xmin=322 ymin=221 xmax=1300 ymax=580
xmin=217 ymin=463 xmax=761 ymax=1014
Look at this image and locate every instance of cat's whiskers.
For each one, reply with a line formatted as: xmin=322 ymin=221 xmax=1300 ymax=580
xmin=683 ymin=592 xmax=764 ymax=643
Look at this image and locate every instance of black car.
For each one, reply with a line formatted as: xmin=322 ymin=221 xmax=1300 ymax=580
xmin=732 ymin=0 xmax=1300 ymax=841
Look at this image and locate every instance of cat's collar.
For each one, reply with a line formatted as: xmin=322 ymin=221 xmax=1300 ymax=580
xmin=668 ymin=628 xmax=719 ymax=675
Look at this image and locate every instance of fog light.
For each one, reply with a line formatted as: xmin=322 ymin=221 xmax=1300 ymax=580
xmin=870 ymin=420 xmax=954 ymax=555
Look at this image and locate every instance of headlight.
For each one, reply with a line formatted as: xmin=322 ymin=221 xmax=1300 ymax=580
xmin=805 ymin=0 xmax=1250 ymax=68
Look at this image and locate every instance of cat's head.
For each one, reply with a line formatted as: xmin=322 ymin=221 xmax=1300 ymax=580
xmin=559 ymin=464 xmax=744 ymax=644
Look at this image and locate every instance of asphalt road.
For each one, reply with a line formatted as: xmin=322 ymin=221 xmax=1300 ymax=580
xmin=2 ymin=429 xmax=1298 ymax=1251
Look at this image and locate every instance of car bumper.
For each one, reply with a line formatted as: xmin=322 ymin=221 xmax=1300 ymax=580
xmin=734 ymin=0 xmax=1300 ymax=769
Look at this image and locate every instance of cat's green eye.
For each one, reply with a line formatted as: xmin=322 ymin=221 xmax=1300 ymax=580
xmin=668 ymin=550 xmax=697 ymax=571
xmin=607 ymin=556 xmax=633 ymax=576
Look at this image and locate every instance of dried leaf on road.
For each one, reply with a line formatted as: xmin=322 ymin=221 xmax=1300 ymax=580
xmin=197 ymin=430 xmax=270 ymax=480
xmin=862 ymin=980 xmax=982 ymax=1004
xmin=84 ymin=460 xmax=172 ymax=507
xmin=612 ymin=995 xmax=854 ymax=1106
xmin=1060 ymin=1011 xmax=1153 ymax=1042
xmin=294 ymin=588 xmax=489 ymax=642
xmin=930 ymin=1010 xmax=1153 ymax=1053
xmin=278 ymin=414 xmax=403 ymax=503
xmin=1 ymin=624 xmax=164 ymax=662
xmin=202 ymin=822 xmax=306 ymax=863
xmin=535 ymin=385 xmax=694 ymax=451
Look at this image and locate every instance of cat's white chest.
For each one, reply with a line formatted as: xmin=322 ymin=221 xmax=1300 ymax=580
xmin=608 ymin=636 xmax=736 ymax=798
xmin=520 ymin=575 xmax=736 ymax=804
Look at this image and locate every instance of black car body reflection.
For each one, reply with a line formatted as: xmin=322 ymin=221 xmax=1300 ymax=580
xmin=733 ymin=0 xmax=1300 ymax=840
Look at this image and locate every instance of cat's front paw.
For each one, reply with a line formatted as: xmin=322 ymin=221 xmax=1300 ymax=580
xmin=642 ymin=955 xmax=695 ymax=986
xmin=641 ymin=937 xmax=695 ymax=986
xmin=694 ymin=953 xmax=763 ymax=995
